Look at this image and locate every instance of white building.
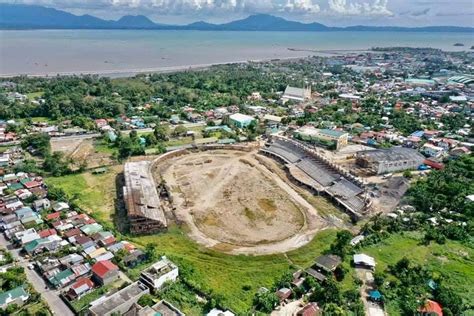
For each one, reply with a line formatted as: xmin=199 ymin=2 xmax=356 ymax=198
xmin=282 ymin=86 xmax=311 ymax=102
xmin=421 ymin=143 xmax=445 ymax=158
xmin=353 ymin=254 xmax=376 ymax=269
xmin=139 ymin=256 xmax=179 ymax=291
xmin=207 ymin=308 xmax=235 ymax=316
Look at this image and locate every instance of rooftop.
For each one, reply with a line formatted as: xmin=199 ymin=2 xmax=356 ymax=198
xmin=89 ymin=282 xmax=149 ymax=316
xmin=123 ymin=161 xmax=166 ymax=225
xmin=356 ymin=147 xmax=424 ymax=163
xmin=91 ymin=260 xmax=118 ymax=278
xmin=142 ymin=256 xmax=177 ymax=279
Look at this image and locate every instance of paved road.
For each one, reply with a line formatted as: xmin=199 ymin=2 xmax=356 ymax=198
xmin=0 ymin=234 xmax=74 ymax=316
xmin=50 ymin=133 xmax=101 ymax=141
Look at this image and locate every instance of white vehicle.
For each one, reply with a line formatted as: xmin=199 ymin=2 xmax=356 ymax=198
xmin=382 ymin=173 xmax=393 ymax=179
xmin=27 ymin=263 xmax=35 ymax=270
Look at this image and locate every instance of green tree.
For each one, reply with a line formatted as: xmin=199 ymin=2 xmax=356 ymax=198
xmin=253 ymin=291 xmax=279 ymax=313
xmin=137 ymin=294 xmax=155 ymax=307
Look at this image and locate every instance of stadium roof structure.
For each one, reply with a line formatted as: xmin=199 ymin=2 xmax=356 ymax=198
xmin=356 ymin=147 xmax=424 ymax=163
xmin=448 ymin=75 xmax=474 ymax=85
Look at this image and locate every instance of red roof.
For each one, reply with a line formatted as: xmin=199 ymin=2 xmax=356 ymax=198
xmin=23 ymin=181 xmax=41 ymax=189
xmin=71 ymin=277 xmax=94 ymax=290
xmin=424 ymin=159 xmax=445 ymax=170
xmin=46 ymin=212 xmax=61 ymax=221
xmin=92 ymin=260 xmax=118 ymax=278
xmin=418 ymin=300 xmax=443 ymax=316
xmin=38 ymin=228 xmax=57 ymax=238
xmin=74 ymin=235 xmax=92 ymax=245
xmin=101 ymin=236 xmax=116 ymax=246
xmin=297 ymin=303 xmax=320 ymax=316
xmin=124 ymin=243 xmax=135 ymax=252
xmin=64 ymin=228 xmax=81 ymax=238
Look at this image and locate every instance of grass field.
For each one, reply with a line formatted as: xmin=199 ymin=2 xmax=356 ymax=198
xmin=129 ymin=227 xmax=338 ymax=313
xmin=45 ymin=166 xmax=122 ymax=224
xmin=26 ymin=91 xmax=44 ymax=99
xmin=360 ymin=232 xmax=474 ymax=312
xmin=93 ymin=139 xmax=118 ymax=155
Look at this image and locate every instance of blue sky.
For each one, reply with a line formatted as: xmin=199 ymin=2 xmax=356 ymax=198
xmin=4 ymin=0 xmax=474 ymax=26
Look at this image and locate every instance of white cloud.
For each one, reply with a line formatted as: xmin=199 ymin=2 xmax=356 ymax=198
xmin=327 ymin=0 xmax=393 ymax=16
xmin=284 ymin=0 xmax=321 ymax=13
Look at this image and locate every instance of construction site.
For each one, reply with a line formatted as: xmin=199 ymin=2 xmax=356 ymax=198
xmin=120 ymin=137 xmax=412 ymax=254
xmin=118 ymin=139 xmax=360 ymax=254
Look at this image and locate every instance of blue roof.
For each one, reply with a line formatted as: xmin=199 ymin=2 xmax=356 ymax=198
xmin=411 ymin=131 xmax=425 ymax=138
xmin=369 ymin=290 xmax=382 ymax=299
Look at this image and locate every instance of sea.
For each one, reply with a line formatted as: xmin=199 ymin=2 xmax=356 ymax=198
xmin=0 ymin=30 xmax=473 ymax=77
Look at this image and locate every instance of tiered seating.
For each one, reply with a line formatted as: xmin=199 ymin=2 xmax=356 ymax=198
xmin=262 ymin=138 xmax=368 ymax=216
xmin=296 ymin=158 xmax=338 ymax=187
xmin=263 ymin=140 xmax=305 ymax=163
xmin=328 ymin=178 xmax=363 ymax=199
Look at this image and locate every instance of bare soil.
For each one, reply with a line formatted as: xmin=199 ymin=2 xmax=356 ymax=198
xmin=51 ymin=138 xmax=114 ymax=169
xmin=154 ymin=149 xmax=330 ymax=255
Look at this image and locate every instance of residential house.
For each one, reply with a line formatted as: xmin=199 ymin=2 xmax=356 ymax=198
xmin=314 ymin=255 xmax=342 ymax=273
xmin=296 ymin=303 xmax=320 ymax=316
xmin=139 ymin=256 xmax=178 ymax=291
xmin=421 ymin=143 xmax=445 ymax=158
xmin=48 ymin=268 xmax=76 ymax=288
xmin=66 ymin=277 xmax=95 ymax=300
xmin=91 ymin=260 xmax=120 ymax=286
xmin=123 ymin=250 xmax=147 ymax=268
xmin=353 ymin=254 xmax=376 ymax=270
xmin=0 ymin=286 xmax=29 ymax=309
xmin=207 ymin=308 xmax=235 ymax=316
xmin=88 ymin=282 xmax=150 ymax=316
xmin=276 ymin=288 xmax=292 ymax=301
xmin=418 ymin=300 xmax=443 ymax=316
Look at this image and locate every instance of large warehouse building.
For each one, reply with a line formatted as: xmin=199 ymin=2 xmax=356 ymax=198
xmin=123 ymin=161 xmax=167 ymax=234
xmin=355 ymin=147 xmax=425 ymax=175
xmin=294 ymin=126 xmax=349 ymax=150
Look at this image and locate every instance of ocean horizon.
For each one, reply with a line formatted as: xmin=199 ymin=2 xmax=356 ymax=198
xmin=1 ymin=29 xmax=473 ymax=77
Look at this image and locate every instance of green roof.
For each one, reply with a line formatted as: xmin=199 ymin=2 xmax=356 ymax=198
xmin=24 ymin=238 xmax=48 ymax=253
xmin=405 ymin=78 xmax=435 ymax=85
xmin=8 ymin=183 xmax=23 ymax=191
xmin=80 ymin=223 xmax=103 ymax=235
xmin=319 ymin=128 xmax=347 ymax=138
xmin=20 ymin=178 xmax=32 ymax=185
xmin=48 ymin=269 xmax=74 ymax=286
xmin=0 ymin=286 xmax=28 ymax=306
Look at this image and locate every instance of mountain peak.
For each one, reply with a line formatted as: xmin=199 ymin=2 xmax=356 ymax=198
xmin=116 ymin=15 xmax=156 ymax=28
xmin=0 ymin=4 xmax=472 ymax=32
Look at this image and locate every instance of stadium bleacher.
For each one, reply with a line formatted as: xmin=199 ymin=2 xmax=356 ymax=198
xmin=261 ymin=139 xmax=368 ymax=215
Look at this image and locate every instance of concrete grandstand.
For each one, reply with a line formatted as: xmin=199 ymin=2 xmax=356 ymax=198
xmin=260 ymin=137 xmax=370 ymax=219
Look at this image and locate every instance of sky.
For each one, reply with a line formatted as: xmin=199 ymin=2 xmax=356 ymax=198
xmin=4 ymin=0 xmax=474 ymax=26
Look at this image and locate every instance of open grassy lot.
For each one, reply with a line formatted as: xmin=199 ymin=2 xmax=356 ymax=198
xmin=129 ymin=227 xmax=338 ymax=313
xmin=26 ymin=91 xmax=44 ymax=99
xmin=45 ymin=166 xmax=122 ymax=224
xmin=360 ymin=232 xmax=474 ymax=312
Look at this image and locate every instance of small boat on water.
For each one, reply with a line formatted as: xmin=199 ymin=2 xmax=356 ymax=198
xmin=454 ymin=43 xmax=465 ymax=47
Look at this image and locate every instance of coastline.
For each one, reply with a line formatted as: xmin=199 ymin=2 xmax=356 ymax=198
xmin=0 ymin=55 xmax=317 ymax=78
xmin=0 ymin=49 xmax=377 ymax=78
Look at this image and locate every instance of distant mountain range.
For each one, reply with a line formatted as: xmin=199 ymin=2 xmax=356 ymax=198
xmin=1 ymin=4 xmax=473 ymax=32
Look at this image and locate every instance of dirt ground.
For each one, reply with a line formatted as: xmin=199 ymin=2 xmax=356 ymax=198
xmin=51 ymin=137 xmax=84 ymax=155
xmin=154 ymin=149 xmax=330 ymax=255
xmin=51 ymin=138 xmax=114 ymax=169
